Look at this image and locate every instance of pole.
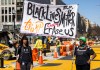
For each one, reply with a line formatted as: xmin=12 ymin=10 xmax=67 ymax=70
xmin=12 ymin=8 xmax=16 ymax=39
xmin=70 ymin=41 xmax=76 ymax=70
xmin=13 ymin=13 xmax=16 ymax=39
xmin=0 ymin=54 xmax=4 ymax=68
xmin=14 ymin=15 xmax=15 ymax=32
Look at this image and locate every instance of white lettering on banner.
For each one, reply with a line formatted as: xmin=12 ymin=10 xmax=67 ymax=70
xmin=20 ymin=1 xmax=78 ymax=38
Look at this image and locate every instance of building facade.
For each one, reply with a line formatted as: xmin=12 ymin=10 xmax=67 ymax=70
xmin=0 ymin=0 xmax=17 ymax=31
xmin=0 ymin=0 xmax=65 ymax=31
xmin=0 ymin=0 xmax=23 ymax=31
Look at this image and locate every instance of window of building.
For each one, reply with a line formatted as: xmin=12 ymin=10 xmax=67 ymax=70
xmin=12 ymin=0 xmax=15 ymax=4
xmin=9 ymin=15 xmax=11 ymax=22
xmin=4 ymin=25 xmax=9 ymax=30
xmin=1 ymin=7 xmax=4 ymax=14
xmin=21 ymin=0 xmax=23 ymax=2
xmin=16 ymin=7 xmax=22 ymax=21
xmin=8 ymin=0 xmax=11 ymax=4
xmin=51 ymin=0 xmax=54 ymax=2
xmin=20 ymin=8 xmax=23 ymax=12
xmin=12 ymin=15 xmax=15 ymax=22
xmin=1 ymin=0 xmax=4 ymax=5
xmin=12 ymin=7 xmax=15 ymax=13
xmin=17 ymin=0 xmax=23 ymax=2
xmin=17 ymin=0 xmax=20 ymax=2
xmin=17 ymin=7 xmax=21 ymax=13
xmin=9 ymin=7 xmax=11 ymax=14
xmin=5 ymin=15 xmax=7 ymax=22
xmin=2 ymin=15 xmax=4 ymax=22
xmin=9 ymin=26 xmax=13 ymax=31
xmin=5 ymin=0 xmax=7 ymax=5
xmin=17 ymin=14 xmax=21 ymax=21
xmin=17 ymin=0 xmax=23 ymax=5
xmin=5 ymin=7 xmax=7 ymax=14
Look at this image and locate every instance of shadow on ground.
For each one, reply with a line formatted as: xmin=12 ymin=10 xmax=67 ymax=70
xmin=58 ymin=56 xmax=73 ymax=60
xmin=42 ymin=63 xmax=62 ymax=67
xmin=58 ymin=56 xmax=100 ymax=61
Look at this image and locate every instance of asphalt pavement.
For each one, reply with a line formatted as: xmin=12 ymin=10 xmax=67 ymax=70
xmin=0 ymin=44 xmax=100 ymax=70
xmin=33 ymin=44 xmax=100 ymax=70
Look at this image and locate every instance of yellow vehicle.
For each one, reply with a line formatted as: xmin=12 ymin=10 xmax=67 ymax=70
xmin=0 ymin=31 xmax=16 ymax=60
xmin=0 ymin=43 xmax=15 ymax=60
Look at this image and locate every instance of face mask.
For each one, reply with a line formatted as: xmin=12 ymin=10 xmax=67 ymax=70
xmin=81 ymin=44 xmax=85 ymax=47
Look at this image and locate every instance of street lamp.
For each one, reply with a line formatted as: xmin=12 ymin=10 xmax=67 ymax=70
xmin=12 ymin=8 xmax=16 ymax=39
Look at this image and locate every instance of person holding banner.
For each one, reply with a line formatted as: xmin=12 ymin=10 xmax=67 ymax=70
xmin=17 ymin=36 xmax=33 ymax=70
xmin=74 ymin=36 xmax=96 ymax=70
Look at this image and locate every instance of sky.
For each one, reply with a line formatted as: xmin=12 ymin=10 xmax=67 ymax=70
xmin=62 ymin=0 xmax=100 ymax=25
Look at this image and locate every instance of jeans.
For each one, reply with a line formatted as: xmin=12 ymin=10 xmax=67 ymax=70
xmin=20 ymin=62 xmax=31 ymax=70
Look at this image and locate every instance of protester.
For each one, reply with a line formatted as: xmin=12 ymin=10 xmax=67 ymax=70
xmin=55 ymin=37 xmax=61 ymax=56
xmin=34 ymin=36 xmax=43 ymax=59
xmin=17 ymin=36 xmax=33 ymax=70
xmin=74 ymin=36 xmax=96 ymax=70
xmin=42 ymin=36 xmax=50 ymax=56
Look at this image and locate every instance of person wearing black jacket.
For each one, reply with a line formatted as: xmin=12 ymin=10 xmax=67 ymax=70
xmin=17 ymin=36 xmax=33 ymax=70
xmin=74 ymin=37 xmax=96 ymax=70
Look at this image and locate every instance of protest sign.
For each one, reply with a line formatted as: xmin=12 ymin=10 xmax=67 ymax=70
xmin=20 ymin=1 xmax=78 ymax=38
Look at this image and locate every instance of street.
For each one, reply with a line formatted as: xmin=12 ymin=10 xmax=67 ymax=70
xmin=0 ymin=44 xmax=100 ymax=70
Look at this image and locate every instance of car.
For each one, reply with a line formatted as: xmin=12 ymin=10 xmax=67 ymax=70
xmin=0 ymin=43 xmax=15 ymax=60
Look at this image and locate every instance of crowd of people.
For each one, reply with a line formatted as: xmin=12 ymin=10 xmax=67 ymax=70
xmin=9 ymin=35 xmax=96 ymax=70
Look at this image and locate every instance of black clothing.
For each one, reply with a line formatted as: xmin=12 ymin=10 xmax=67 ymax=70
xmin=76 ymin=64 xmax=90 ymax=70
xmin=20 ymin=62 xmax=31 ymax=70
xmin=15 ymin=47 xmax=17 ymax=56
xmin=74 ymin=46 xmax=95 ymax=65
xmin=17 ymin=46 xmax=33 ymax=64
